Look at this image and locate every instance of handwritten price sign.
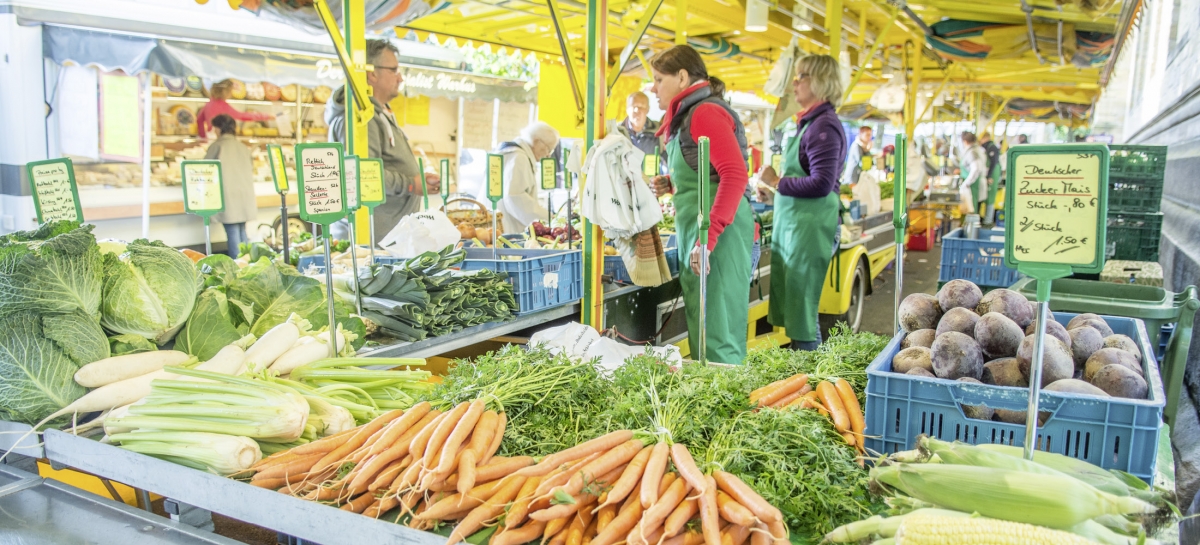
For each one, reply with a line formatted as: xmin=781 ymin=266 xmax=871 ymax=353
xmin=26 ymin=158 xmax=83 ymax=223
xmin=1004 ymin=144 xmax=1109 ymax=274
xmin=180 ymin=161 xmax=225 ymax=218
xmin=295 ymin=143 xmax=346 ymax=226
xmin=359 ymin=158 xmax=385 ymax=210
xmin=487 ymin=153 xmax=504 ymax=203
xmin=541 ymin=158 xmax=557 ymax=190
xmin=267 ymin=144 xmax=289 ymax=193
xmin=344 ymin=155 xmax=360 ymax=212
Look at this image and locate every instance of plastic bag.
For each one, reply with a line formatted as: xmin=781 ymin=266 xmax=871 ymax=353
xmin=530 ymin=322 xmax=682 ymax=373
xmin=958 ymin=183 xmax=976 ymax=215
xmin=852 ymin=169 xmax=884 ymax=215
xmin=379 ymin=210 xmax=459 ymax=258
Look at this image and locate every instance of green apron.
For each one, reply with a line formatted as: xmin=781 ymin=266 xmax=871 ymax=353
xmin=768 ymin=125 xmax=840 ymax=343
xmin=669 ymin=138 xmax=754 ymax=365
xmin=962 ymin=153 xmax=988 ymax=205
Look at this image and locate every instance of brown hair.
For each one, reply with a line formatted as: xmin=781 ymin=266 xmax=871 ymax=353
xmin=210 ymin=79 xmax=233 ymax=100
xmin=961 ymin=131 xmax=977 ymax=144
xmin=651 ymin=45 xmax=725 ymax=96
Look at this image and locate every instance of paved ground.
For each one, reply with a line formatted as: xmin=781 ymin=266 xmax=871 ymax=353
xmin=858 ymin=242 xmax=942 ymax=337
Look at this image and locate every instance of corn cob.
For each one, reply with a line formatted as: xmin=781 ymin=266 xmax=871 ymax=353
xmin=870 ymin=464 xmax=1155 ymax=529
xmin=1068 ymin=519 xmax=1163 ymax=545
xmin=920 ymin=438 xmax=1074 ymax=479
xmin=825 ymin=509 xmax=967 ymax=542
xmin=970 ymin=443 xmax=1131 ymax=497
xmin=893 ymin=513 xmax=1099 ymax=545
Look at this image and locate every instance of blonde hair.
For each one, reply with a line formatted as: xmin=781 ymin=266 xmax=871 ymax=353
xmin=795 ymin=55 xmax=843 ymax=107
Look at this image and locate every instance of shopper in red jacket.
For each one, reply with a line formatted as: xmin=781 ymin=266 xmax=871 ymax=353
xmin=649 ymin=45 xmax=753 ymax=365
xmin=196 ymin=79 xmax=274 ymax=139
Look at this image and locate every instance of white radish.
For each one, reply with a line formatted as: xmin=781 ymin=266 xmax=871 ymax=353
xmin=316 ymin=329 xmax=353 ymax=355
xmin=269 ymin=341 xmax=332 ymax=375
xmin=74 ymin=351 xmax=191 ymax=388
xmin=186 ymin=345 xmax=245 ymax=380
xmin=242 ymin=322 xmax=300 ymax=373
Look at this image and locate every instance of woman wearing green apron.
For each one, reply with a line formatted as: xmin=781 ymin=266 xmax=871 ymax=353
xmin=958 ymin=131 xmax=989 ymax=214
xmin=649 ymin=45 xmax=754 ymax=365
xmin=758 ymin=55 xmax=847 ymax=351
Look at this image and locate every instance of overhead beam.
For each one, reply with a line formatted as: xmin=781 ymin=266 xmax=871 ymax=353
xmin=547 ymin=0 xmax=586 ymax=115
xmin=839 ymin=7 xmax=896 ymax=108
xmin=608 ymin=0 xmax=664 ymax=92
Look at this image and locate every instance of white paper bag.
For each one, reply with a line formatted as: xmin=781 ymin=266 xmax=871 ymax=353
xmin=379 ymin=210 xmax=459 ymax=258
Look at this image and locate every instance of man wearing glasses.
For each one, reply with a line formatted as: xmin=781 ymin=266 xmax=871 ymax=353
xmin=326 ymin=39 xmax=440 ymax=238
xmin=843 ymin=125 xmax=873 ymax=186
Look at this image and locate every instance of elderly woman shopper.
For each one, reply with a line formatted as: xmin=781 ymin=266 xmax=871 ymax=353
xmin=204 ymin=114 xmax=258 ymax=257
xmin=649 ymin=45 xmax=754 ymax=365
xmin=758 ymin=55 xmax=847 ymax=351
xmin=497 ymin=122 xmax=559 ymax=234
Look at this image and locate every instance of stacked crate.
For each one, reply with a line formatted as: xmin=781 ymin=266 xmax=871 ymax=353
xmin=1106 ymin=145 xmax=1167 ymax=262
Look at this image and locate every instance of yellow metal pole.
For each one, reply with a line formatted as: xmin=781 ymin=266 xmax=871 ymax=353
xmin=985 ymin=97 xmax=1012 ymax=134
xmin=581 ymin=0 xmax=608 ymax=329
xmin=904 ymin=38 xmax=921 ymax=141
xmin=839 ymin=8 xmax=896 ymax=108
xmin=825 ymin=0 xmax=842 ymax=56
xmin=675 ymin=0 xmax=687 ymax=45
xmin=344 ymin=0 xmax=372 ymax=244
xmin=917 ymin=68 xmax=952 ymax=122
xmin=635 ymin=48 xmax=654 ymax=76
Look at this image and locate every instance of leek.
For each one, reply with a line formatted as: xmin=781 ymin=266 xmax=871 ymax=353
xmin=107 ymin=431 xmax=261 ymax=475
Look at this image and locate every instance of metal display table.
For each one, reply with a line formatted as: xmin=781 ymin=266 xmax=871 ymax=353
xmin=0 ymin=463 xmax=239 ymax=545
xmin=42 ymin=430 xmax=444 ymax=545
xmin=359 ymin=302 xmax=581 ymax=358
xmin=0 ymin=420 xmax=42 ymax=458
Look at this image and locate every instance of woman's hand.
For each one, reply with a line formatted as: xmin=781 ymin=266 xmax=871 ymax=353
xmin=652 ymin=175 xmax=673 ymax=197
xmin=424 ymin=172 xmax=442 ymax=195
xmin=759 ymin=165 xmax=780 ymax=187
xmin=689 ymin=244 xmax=711 ymax=276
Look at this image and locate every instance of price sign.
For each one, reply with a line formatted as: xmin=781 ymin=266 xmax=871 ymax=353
xmin=563 ymin=148 xmax=572 ymax=189
xmin=771 ymin=153 xmax=782 ymax=173
xmin=540 ymin=157 xmax=557 ymax=190
xmin=267 ymin=144 xmax=289 ymax=193
xmin=440 ymin=159 xmax=451 ymax=198
xmin=1004 ymin=144 xmax=1109 ymax=274
xmin=344 ymin=155 xmax=360 ymax=212
xmin=26 ymin=158 xmax=83 ymax=223
xmin=180 ymin=160 xmax=225 ymax=218
xmin=359 ymin=158 xmax=386 ymax=210
xmin=294 ymin=143 xmax=347 ymax=226
xmin=643 ymin=154 xmax=658 ymax=177
xmin=486 ymin=153 xmax=504 ymax=203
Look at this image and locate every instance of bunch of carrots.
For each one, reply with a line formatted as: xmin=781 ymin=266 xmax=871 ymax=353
xmin=749 ymin=373 xmax=866 ymax=456
xmin=243 ymin=399 xmax=512 ymax=519
xmin=474 ymin=431 xmax=788 ymax=545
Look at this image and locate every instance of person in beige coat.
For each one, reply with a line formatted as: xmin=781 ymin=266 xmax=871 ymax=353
xmin=205 ymin=114 xmax=258 ymax=257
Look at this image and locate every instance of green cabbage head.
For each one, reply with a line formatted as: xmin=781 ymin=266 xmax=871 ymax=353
xmin=100 ymin=239 xmax=201 ymax=345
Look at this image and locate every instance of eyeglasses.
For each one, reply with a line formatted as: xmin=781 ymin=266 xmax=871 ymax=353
xmin=793 ymin=73 xmax=811 ymax=83
xmin=374 ymin=65 xmax=401 ymax=74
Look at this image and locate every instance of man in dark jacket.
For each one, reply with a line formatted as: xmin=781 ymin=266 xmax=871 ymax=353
xmin=980 ymin=132 xmax=1001 ymax=224
xmin=326 ymin=39 xmax=439 ymax=239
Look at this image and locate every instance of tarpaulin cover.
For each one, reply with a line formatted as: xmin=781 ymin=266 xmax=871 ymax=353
xmin=1004 ymin=99 xmax=1092 ymax=121
xmin=927 ymin=19 xmax=1113 ymax=68
xmin=42 ymin=25 xmax=158 ymax=74
xmin=232 ymin=0 xmax=452 ymax=34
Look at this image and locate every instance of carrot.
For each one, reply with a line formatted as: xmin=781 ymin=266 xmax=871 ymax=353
xmin=595 ymin=503 xmax=618 ymax=532
xmin=348 ymin=443 xmax=411 ymax=495
xmin=711 ymin=471 xmax=781 ymax=525
xmin=250 ymin=477 xmax=288 ymax=489
xmin=663 ymin=529 xmax=705 ymax=545
xmin=530 ymin=494 xmax=592 ymax=521
xmin=758 ymin=374 xmax=808 ymax=407
xmin=282 ymin=428 xmax=357 ymax=457
xmin=663 ymin=498 xmax=699 ymax=537
xmin=493 ymin=521 xmax=547 ymax=545
xmin=629 ymin=522 xmax=665 ymax=545
xmin=555 ymin=439 xmax=643 ymax=498
xmin=365 ymin=495 xmax=401 ymax=519
xmin=481 ymin=412 xmax=507 ymax=466
xmin=566 ymin=500 xmax=597 ymax=545
xmin=306 ymin=485 xmax=349 ymax=502
xmin=589 ymin=495 xmax=643 ymax=545
xmin=582 ymin=515 xmax=600 ymax=545
xmin=657 ymin=473 xmax=677 ymax=497
xmin=369 ymin=457 xmax=410 ymax=492
xmin=765 ymin=519 xmax=787 ymax=545
xmin=253 ymin=452 xmax=324 ymax=481
xmin=715 ymin=491 xmax=756 ymax=527
xmin=725 ymin=524 xmax=751 ymax=545
xmin=367 ymin=401 xmax=433 ymax=456
xmin=748 ymin=522 xmax=769 ymax=545
xmin=419 ymin=478 xmax=506 ymax=520
xmin=641 ymin=475 xmax=689 ymax=533
xmin=311 ymin=410 xmax=405 ymax=474
xmin=670 ymin=443 xmax=706 ymax=495
xmin=815 ymin=381 xmax=851 ymax=433
xmin=544 ymin=517 xmax=570 ymax=545
xmin=547 ymin=525 xmax=570 ymax=545
xmin=340 ymin=492 xmax=377 ymax=514
xmin=831 ymin=378 xmax=865 ymax=443
xmin=433 ymin=400 xmax=486 ymax=477
xmin=408 ymin=411 xmax=448 ymax=463
xmin=595 ymin=445 xmax=651 ymax=511
xmin=423 ymin=402 xmax=471 ymax=467
xmin=534 ymin=453 xmax=602 ymax=499
xmin=467 ymin=410 xmax=499 ymax=456
xmin=456 ymin=449 xmax=479 ymax=495
xmin=699 ymin=475 xmax=721 ymax=545
xmin=445 ymin=475 xmax=529 ymax=545
xmin=767 ymin=389 xmax=805 ymax=409
xmin=437 ymin=455 xmax=535 ymax=492
xmin=639 ymin=442 xmax=670 ymax=507
xmin=504 ymin=475 xmax=545 ymax=529
xmin=392 ymin=456 xmax=427 ymax=493
xmin=841 ymin=432 xmax=855 ymax=447
xmin=517 ymin=430 xmax=635 ymax=478
xmin=720 ymin=531 xmax=733 ymax=545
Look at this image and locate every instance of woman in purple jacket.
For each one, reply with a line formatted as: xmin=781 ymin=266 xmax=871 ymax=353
xmin=759 ymin=55 xmax=847 ymax=350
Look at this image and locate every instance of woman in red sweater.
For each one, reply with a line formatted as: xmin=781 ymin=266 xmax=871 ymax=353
xmin=195 ymin=79 xmax=274 ymax=139
xmin=650 ymin=45 xmax=753 ymax=365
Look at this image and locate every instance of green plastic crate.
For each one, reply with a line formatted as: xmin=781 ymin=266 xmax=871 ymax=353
xmin=1107 ymin=212 xmax=1163 ymax=262
xmin=1109 ymin=145 xmax=1167 ymax=181
xmin=1009 ymin=277 xmax=1198 ymax=427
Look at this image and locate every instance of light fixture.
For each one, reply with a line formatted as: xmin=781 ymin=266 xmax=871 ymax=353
xmin=882 ymin=65 xmax=894 ymax=79
xmin=792 ymin=6 xmax=812 ymax=32
xmin=745 ymin=0 xmax=768 ymax=33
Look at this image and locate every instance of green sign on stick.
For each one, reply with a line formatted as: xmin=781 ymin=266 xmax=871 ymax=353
xmin=440 ymin=158 xmax=451 ymax=200
xmin=294 ymin=143 xmax=347 ymax=226
xmin=1001 ymin=143 xmax=1109 ymax=461
xmin=344 ymin=155 xmax=360 ymax=213
xmin=267 ymin=144 xmax=289 ymax=193
xmin=181 ymin=160 xmax=225 ymax=218
xmin=540 ymin=157 xmax=557 ymax=190
xmin=359 ymin=158 xmax=386 ymax=210
xmin=26 ymin=158 xmax=83 ymax=223
xmin=486 ymin=154 xmax=505 ymax=203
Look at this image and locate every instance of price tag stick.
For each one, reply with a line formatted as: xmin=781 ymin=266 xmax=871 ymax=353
xmin=1003 ymin=143 xmax=1110 ymax=460
xmin=697 ymin=137 xmax=711 ymax=365
xmin=893 ymin=135 xmax=909 ymax=334
xmin=344 ymin=156 xmax=363 ymax=317
xmin=203 ymin=217 xmax=213 ymax=256
xmin=418 ymin=157 xmax=430 ymax=211
xmin=487 ymin=153 xmax=504 ymax=258
xmin=267 ymin=145 xmax=291 ymax=266
xmin=564 ymin=148 xmax=574 ymax=248
xmin=295 ymin=143 xmax=349 ymax=358
xmin=541 ymin=157 xmax=557 ymax=229
xmin=347 ymin=221 xmax=363 ymax=316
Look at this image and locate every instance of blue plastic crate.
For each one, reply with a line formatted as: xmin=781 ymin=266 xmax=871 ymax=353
xmin=751 ymin=202 xmax=773 ymax=214
xmin=461 ymin=248 xmax=582 ymax=315
xmin=297 ymin=254 xmax=404 ymax=271
xmin=603 ymin=247 xmax=680 ymax=284
xmin=938 ymin=228 xmax=1023 ymax=288
xmin=462 ymin=234 xmax=527 ymax=248
xmin=864 ymin=312 xmax=1165 ymax=482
